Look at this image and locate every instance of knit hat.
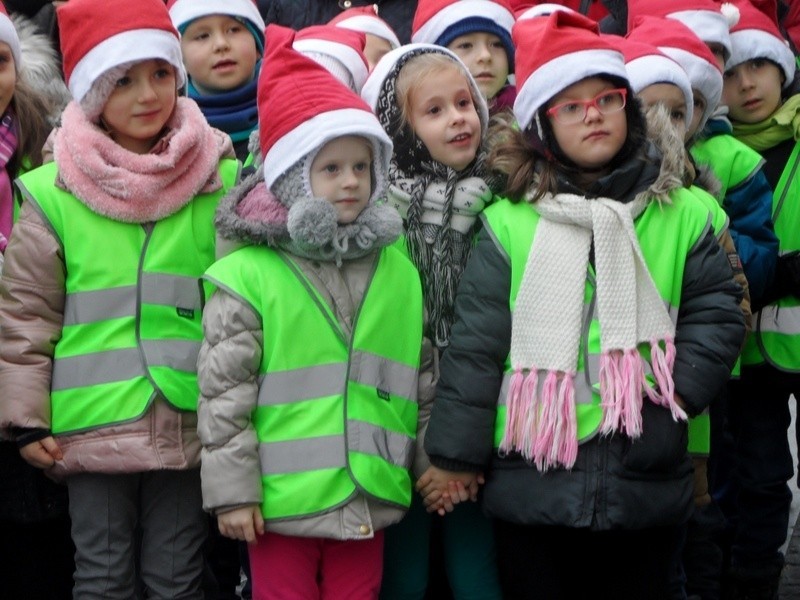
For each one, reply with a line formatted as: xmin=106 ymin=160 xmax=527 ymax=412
xmin=616 ymin=35 xmax=695 ymax=127
xmin=626 ymin=0 xmax=737 ymax=62
xmin=293 ymin=25 xmax=369 ymax=93
xmin=167 ymin=0 xmax=266 ymax=54
xmin=329 ymin=6 xmax=401 ymax=49
xmin=0 ymin=2 xmax=20 ymax=70
xmin=727 ymin=0 xmax=795 ymax=86
xmin=259 ymin=25 xmax=391 ymax=199
xmin=512 ymin=11 xmax=628 ymax=133
xmin=628 ymin=15 xmax=723 ymax=128
xmin=411 ymin=0 xmax=516 ymax=72
xmin=516 ymin=3 xmax=575 ymax=20
xmin=58 ymin=0 xmax=186 ymax=118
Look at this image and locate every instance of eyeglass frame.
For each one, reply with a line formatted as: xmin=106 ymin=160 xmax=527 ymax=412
xmin=545 ymin=88 xmax=628 ymax=125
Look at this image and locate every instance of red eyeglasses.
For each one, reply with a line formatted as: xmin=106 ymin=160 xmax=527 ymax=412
xmin=546 ymin=88 xmax=628 ymax=125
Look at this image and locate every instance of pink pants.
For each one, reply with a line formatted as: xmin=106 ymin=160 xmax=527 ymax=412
xmin=248 ymin=530 xmax=384 ymax=600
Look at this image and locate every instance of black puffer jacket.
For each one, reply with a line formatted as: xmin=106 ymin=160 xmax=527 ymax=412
xmin=258 ymin=0 xmax=418 ymax=44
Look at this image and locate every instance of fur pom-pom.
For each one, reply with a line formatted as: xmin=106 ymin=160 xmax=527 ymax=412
xmin=287 ymin=197 xmax=338 ymax=247
xmin=720 ymin=3 xmax=740 ymax=29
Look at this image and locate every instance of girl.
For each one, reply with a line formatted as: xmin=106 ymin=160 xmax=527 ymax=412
xmin=0 ymin=0 xmax=238 ymax=597
xmin=361 ymin=44 xmax=502 ymax=599
xmin=421 ymin=11 xmax=745 ymax=599
xmin=197 ymin=25 xmax=424 ymax=600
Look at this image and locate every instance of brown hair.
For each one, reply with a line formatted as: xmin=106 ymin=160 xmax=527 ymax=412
xmin=8 ymin=77 xmax=50 ymax=176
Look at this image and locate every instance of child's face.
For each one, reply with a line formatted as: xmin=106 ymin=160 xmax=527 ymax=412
xmin=688 ymin=89 xmax=707 ymax=140
xmin=447 ymin=32 xmax=509 ymax=101
xmin=637 ymin=83 xmax=689 ymax=141
xmin=181 ymin=15 xmax=259 ymax=93
xmin=100 ymin=59 xmax=177 ymax=154
xmin=722 ymin=58 xmax=784 ymax=124
xmin=310 ymin=135 xmax=373 ymax=225
xmin=364 ymin=34 xmax=393 ymax=71
xmin=547 ymin=77 xmax=628 ymax=172
xmin=0 ymin=42 xmax=16 ymax=118
xmin=408 ymin=67 xmax=482 ymax=171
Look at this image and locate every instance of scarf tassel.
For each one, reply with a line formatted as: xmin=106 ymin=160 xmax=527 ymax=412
xmin=648 ymin=337 xmax=687 ymax=422
xmin=599 ymin=348 xmax=646 ymax=438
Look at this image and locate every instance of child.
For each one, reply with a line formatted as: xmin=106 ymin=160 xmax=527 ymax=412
xmin=361 ymin=43 xmax=502 ymax=599
xmin=197 ymin=24 xmax=424 ymax=600
xmin=329 ymin=6 xmax=401 ymax=71
xmin=421 ymin=11 xmax=746 ymax=598
xmin=168 ymin=0 xmax=264 ymax=162
xmin=411 ymin=0 xmax=516 ymax=115
xmin=720 ymin=0 xmax=800 ymax=595
xmin=0 ymin=0 xmax=238 ymax=597
xmin=294 ymin=25 xmax=369 ymax=93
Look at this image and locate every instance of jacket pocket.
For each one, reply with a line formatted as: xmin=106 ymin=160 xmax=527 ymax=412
xmin=621 ymin=400 xmax=689 ymax=474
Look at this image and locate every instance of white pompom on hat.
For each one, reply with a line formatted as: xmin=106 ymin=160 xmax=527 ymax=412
xmin=512 ymin=10 xmax=628 ymax=133
xmin=58 ymin=0 xmax=186 ymax=117
xmin=293 ymin=25 xmax=369 ymax=93
xmin=258 ymin=24 xmax=392 ymax=195
xmin=0 ymin=2 xmax=20 ymax=70
xmin=329 ymin=6 xmax=401 ymax=49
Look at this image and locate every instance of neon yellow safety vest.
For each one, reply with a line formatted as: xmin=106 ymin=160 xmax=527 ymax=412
xmin=482 ymin=192 xmax=712 ymax=447
xmin=204 ymin=245 xmax=423 ymax=521
xmin=741 ymin=140 xmax=800 ymax=370
xmin=16 ymin=159 xmax=240 ymax=435
xmin=691 ymin=134 xmax=764 ymax=202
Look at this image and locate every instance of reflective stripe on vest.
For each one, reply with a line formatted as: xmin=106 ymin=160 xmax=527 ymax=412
xmin=204 ymin=244 xmax=422 ymax=521
xmin=483 ymin=193 xmax=711 ymax=449
xmin=742 ymin=141 xmax=800 ymax=370
xmin=17 ymin=159 xmax=239 ymax=434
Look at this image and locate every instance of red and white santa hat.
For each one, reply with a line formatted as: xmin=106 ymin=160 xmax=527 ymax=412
xmin=58 ymin=0 xmax=185 ymax=114
xmin=614 ymin=35 xmax=694 ymax=127
xmin=512 ymin=11 xmax=628 ymax=133
xmin=628 ymin=16 xmax=723 ymax=128
xmin=0 ymin=3 xmax=20 ymax=70
xmin=259 ymin=24 xmax=392 ymax=194
xmin=329 ymin=6 xmax=401 ymax=49
xmin=728 ymin=0 xmax=795 ymax=86
xmin=167 ymin=0 xmax=265 ymax=50
xmin=293 ymin=25 xmax=369 ymax=93
xmin=516 ymin=3 xmax=575 ymax=20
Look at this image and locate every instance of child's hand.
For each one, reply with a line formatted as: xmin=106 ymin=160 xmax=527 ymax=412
xmin=217 ymin=505 xmax=264 ymax=544
xmin=416 ymin=466 xmax=482 ymax=516
xmin=19 ymin=436 xmax=62 ymax=469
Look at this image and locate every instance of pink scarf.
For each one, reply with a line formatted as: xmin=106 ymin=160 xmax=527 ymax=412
xmin=0 ymin=109 xmax=18 ymax=252
xmin=53 ymin=98 xmax=234 ymax=223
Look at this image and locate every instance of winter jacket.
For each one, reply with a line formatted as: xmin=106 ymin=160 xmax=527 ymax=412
xmin=197 ymin=171 xmax=431 ymax=540
xmin=259 ymin=0 xmax=417 ymax=44
xmin=424 ymin=124 xmax=746 ymax=531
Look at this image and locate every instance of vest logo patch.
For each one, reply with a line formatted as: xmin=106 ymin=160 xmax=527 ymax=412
xmin=177 ymin=307 xmax=195 ymax=319
xmin=377 ymin=388 xmax=390 ymax=401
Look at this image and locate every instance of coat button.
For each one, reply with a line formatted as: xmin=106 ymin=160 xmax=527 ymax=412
xmin=359 ymin=524 xmax=371 ymax=535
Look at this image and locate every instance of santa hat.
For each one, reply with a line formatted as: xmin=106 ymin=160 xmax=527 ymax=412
xmin=259 ymin=24 xmax=391 ymax=197
xmin=293 ymin=25 xmax=369 ymax=93
xmin=58 ymin=0 xmax=185 ymax=116
xmin=727 ymin=0 xmax=795 ymax=86
xmin=626 ymin=0 xmax=737 ymax=62
xmin=329 ymin=6 xmax=401 ymax=49
xmin=516 ymin=3 xmax=575 ymax=20
xmin=512 ymin=11 xmax=628 ymax=133
xmin=167 ymin=0 xmax=266 ymax=53
xmin=0 ymin=3 xmax=20 ymax=70
xmin=411 ymin=0 xmax=515 ymax=71
xmin=614 ymin=35 xmax=694 ymax=127
xmin=628 ymin=16 xmax=723 ymax=128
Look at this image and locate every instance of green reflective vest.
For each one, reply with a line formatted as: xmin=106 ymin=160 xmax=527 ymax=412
xmin=741 ymin=141 xmax=800 ymax=370
xmin=691 ymin=134 xmax=764 ymax=202
xmin=483 ymin=192 xmax=712 ymax=448
xmin=204 ymin=245 xmax=423 ymax=521
xmin=17 ymin=159 xmax=239 ymax=435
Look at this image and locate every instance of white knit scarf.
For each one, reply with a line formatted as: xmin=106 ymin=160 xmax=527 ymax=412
xmin=500 ymin=192 xmax=686 ymax=471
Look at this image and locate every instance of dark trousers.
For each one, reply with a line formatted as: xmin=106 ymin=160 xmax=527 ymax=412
xmin=494 ymin=520 xmax=684 ymax=600
xmin=726 ymin=364 xmax=797 ymax=576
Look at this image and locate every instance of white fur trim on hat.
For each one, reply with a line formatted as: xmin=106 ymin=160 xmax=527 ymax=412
xmin=68 ymin=28 xmax=186 ymax=102
xmin=264 ymin=107 xmax=392 ymax=190
xmin=660 ymin=46 xmax=722 ymax=127
xmin=626 ymin=54 xmax=694 ymax=126
xmin=729 ymin=29 xmax=796 ymax=87
xmin=335 ymin=15 xmax=401 ymax=49
xmin=293 ymin=38 xmax=368 ymax=92
xmin=169 ymin=0 xmax=265 ymax=31
xmin=0 ymin=14 xmax=20 ymax=69
xmin=517 ymin=4 xmax=574 ymax=20
xmin=412 ymin=0 xmax=514 ymax=44
xmin=513 ymin=48 xmax=627 ymax=132
xmin=668 ymin=9 xmax=732 ymax=59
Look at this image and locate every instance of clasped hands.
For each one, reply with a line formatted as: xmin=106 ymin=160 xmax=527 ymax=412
xmin=415 ymin=465 xmax=485 ymax=516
